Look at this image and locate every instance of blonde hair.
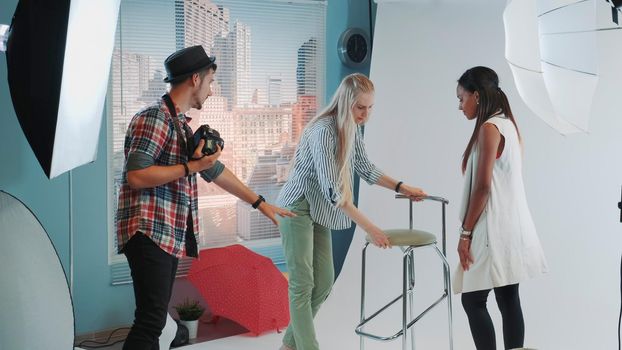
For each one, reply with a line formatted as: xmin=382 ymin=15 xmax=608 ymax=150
xmin=307 ymin=73 xmax=374 ymax=206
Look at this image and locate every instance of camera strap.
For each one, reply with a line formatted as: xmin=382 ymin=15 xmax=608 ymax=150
xmin=162 ymin=94 xmax=199 ymax=256
xmin=162 ymin=94 xmax=194 ymax=161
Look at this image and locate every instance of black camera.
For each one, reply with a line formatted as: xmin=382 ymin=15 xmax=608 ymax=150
xmin=193 ymin=124 xmax=224 ymax=156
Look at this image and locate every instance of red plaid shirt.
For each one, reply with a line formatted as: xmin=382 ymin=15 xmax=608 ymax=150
xmin=116 ymin=97 xmax=222 ymax=258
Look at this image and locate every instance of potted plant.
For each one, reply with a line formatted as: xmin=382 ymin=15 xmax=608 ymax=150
xmin=174 ymin=298 xmax=205 ymax=339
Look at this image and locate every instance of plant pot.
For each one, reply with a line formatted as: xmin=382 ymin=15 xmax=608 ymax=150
xmin=180 ymin=319 xmax=199 ymax=339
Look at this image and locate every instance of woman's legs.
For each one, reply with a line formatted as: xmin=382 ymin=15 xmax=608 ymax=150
xmin=280 ymin=198 xmax=333 ymax=350
xmin=462 ymin=284 xmax=525 ymax=350
xmin=462 ymin=289 xmax=496 ymax=350
xmin=310 ymin=222 xmax=334 ymax=317
xmin=493 ymin=284 xmax=524 ymax=349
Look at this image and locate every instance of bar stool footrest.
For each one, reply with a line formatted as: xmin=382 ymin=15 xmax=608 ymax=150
xmin=356 ymin=292 xmax=450 ymax=342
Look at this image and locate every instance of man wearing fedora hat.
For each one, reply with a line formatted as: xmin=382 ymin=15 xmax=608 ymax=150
xmin=116 ymin=45 xmax=295 ymax=350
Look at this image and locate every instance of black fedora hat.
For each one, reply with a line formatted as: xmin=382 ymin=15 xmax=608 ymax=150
xmin=163 ymin=45 xmax=216 ymax=83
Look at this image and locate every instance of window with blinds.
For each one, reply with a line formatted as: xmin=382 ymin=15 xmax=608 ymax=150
xmin=107 ymin=0 xmax=326 ymax=283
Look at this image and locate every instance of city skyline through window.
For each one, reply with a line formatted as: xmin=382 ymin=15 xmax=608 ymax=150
xmin=108 ymin=0 xmax=326 ymax=266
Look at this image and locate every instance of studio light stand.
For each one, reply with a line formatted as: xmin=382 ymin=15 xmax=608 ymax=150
xmin=618 ymin=186 xmax=621 ymax=350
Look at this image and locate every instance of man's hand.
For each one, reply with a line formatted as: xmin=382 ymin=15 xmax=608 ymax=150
xmin=189 ymin=142 xmax=221 ymax=173
xmin=257 ymin=201 xmax=296 ymax=225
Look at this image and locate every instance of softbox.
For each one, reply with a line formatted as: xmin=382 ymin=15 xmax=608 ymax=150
xmin=6 ymin=0 xmax=120 ymax=179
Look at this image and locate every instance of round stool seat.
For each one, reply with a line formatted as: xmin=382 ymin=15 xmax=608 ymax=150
xmin=366 ymin=229 xmax=437 ymax=247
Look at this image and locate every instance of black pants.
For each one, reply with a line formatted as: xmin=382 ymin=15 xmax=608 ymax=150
xmin=461 ymin=284 xmax=524 ymax=350
xmin=123 ymin=233 xmax=179 ymax=350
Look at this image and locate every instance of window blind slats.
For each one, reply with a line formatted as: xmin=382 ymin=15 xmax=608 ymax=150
xmin=108 ymin=0 xmax=325 ymax=285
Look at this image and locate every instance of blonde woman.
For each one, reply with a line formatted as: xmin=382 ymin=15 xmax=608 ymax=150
xmin=276 ymin=73 xmax=426 ymax=350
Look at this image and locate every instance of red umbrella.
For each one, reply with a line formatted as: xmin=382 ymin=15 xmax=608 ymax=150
xmin=187 ymin=244 xmax=290 ymax=335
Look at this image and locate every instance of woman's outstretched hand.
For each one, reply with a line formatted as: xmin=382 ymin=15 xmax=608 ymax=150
xmin=399 ymin=184 xmax=427 ymax=202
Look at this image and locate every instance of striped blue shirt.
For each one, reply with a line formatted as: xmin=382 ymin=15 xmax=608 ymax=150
xmin=277 ymin=117 xmax=383 ymax=230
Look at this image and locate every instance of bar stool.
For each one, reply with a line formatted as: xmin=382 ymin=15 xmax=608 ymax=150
xmin=355 ymin=195 xmax=453 ymax=350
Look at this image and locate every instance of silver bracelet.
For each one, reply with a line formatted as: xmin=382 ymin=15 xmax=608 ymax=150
xmin=459 ymin=227 xmax=472 ymax=237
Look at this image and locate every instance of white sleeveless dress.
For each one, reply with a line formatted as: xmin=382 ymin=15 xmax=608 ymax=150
xmin=453 ymin=116 xmax=548 ymax=294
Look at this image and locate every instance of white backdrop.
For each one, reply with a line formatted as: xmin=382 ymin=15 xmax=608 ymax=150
xmin=314 ymin=1 xmax=622 ymax=349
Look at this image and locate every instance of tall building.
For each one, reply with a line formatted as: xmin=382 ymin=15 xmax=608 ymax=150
xmin=175 ymin=0 xmax=229 ymax=51
xmin=211 ymin=20 xmax=252 ymax=109
xmin=212 ymin=34 xmax=235 ymax=109
xmin=293 ymin=37 xmax=320 ymax=142
xmin=233 ymin=21 xmax=252 ymax=107
xmin=268 ymin=76 xmax=282 ymax=106
xmin=296 ymin=37 xmax=318 ymax=97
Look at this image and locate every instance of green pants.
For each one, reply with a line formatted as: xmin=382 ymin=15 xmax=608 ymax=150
xmin=279 ymin=197 xmax=334 ymax=350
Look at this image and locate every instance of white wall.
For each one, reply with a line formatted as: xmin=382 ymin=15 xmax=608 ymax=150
xmin=315 ymin=1 xmax=622 ymax=349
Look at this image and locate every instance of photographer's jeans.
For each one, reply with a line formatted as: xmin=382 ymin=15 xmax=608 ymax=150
xmin=279 ymin=197 xmax=334 ymax=350
xmin=123 ymin=232 xmax=179 ymax=350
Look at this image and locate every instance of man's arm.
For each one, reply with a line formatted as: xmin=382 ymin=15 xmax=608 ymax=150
xmin=127 ymin=163 xmax=189 ymax=189
xmin=213 ymin=167 xmax=295 ymax=224
xmin=127 ymin=141 xmax=221 ymax=189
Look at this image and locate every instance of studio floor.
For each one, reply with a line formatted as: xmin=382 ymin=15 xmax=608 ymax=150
xmin=90 ymin=320 xmax=281 ymax=350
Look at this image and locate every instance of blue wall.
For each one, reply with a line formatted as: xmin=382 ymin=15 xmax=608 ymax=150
xmin=0 ymin=0 xmax=372 ymax=334
xmin=327 ymin=0 xmax=375 ymax=279
xmin=326 ymin=0 xmax=373 ymax=97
